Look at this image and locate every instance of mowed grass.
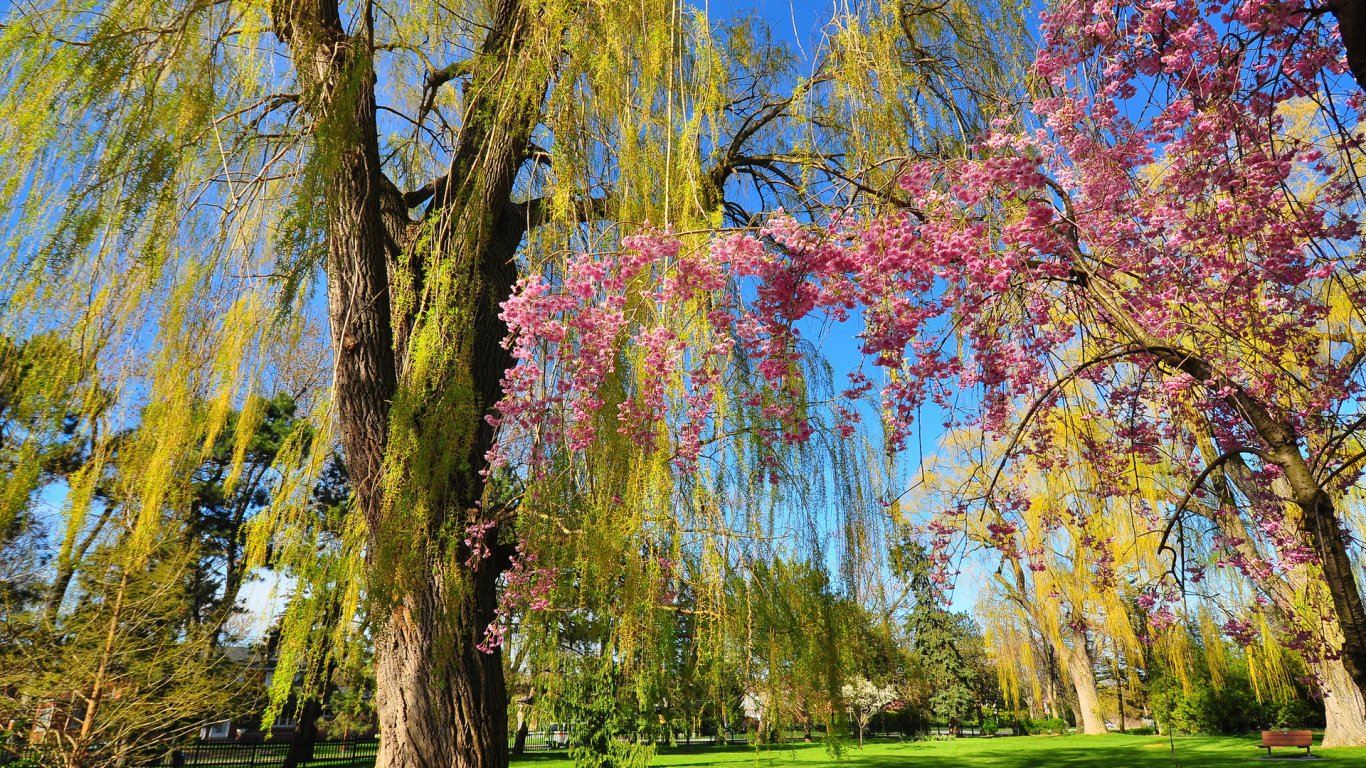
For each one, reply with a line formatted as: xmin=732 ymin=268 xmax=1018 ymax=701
xmin=511 ymin=734 xmax=1366 ymax=767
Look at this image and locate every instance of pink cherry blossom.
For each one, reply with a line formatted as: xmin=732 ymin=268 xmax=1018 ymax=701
xmin=489 ymin=0 xmax=1366 ymax=668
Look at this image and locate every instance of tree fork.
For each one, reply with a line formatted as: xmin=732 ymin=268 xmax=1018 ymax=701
xmin=69 ymin=570 xmax=128 ymax=768
xmin=269 ymin=1 xmax=544 ymax=767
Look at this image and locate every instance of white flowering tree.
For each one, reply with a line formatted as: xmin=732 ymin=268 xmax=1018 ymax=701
xmin=842 ymin=676 xmax=899 ymax=747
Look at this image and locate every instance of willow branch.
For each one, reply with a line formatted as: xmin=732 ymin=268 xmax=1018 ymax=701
xmin=515 ymin=194 xmax=614 ymax=230
xmin=1156 ymin=447 xmax=1275 ymax=582
xmin=416 ymin=59 xmax=475 ymax=131
xmin=981 ymin=346 xmax=1148 ymax=500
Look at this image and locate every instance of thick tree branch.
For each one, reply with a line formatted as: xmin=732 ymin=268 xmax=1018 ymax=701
xmin=514 ymin=194 xmax=614 ymax=230
xmin=1046 ymin=219 xmax=1366 ymax=696
xmin=417 ymin=59 xmax=475 ymax=131
xmin=981 ymin=346 xmax=1151 ymax=500
xmin=403 ymin=179 xmax=438 ymax=209
xmin=1331 ymin=1 xmax=1366 ymax=92
xmin=707 ymin=74 xmax=832 ymax=199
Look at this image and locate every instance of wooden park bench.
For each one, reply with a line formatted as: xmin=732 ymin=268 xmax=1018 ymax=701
xmin=1255 ymin=730 xmax=1315 ymax=758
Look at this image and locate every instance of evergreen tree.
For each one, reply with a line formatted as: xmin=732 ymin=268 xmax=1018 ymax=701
xmin=186 ymin=392 xmax=310 ymax=645
xmin=895 ymin=540 xmax=977 ymax=735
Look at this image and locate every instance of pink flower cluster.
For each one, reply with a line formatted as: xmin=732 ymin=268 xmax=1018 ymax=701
xmin=488 ymin=1 xmax=1366 ymax=658
xmin=477 ymin=539 xmax=558 ymax=654
xmin=1223 ymin=618 xmax=1259 ymax=648
xmin=491 ymin=226 xmax=819 ymax=477
xmin=464 ymin=519 xmax=497 ymax=568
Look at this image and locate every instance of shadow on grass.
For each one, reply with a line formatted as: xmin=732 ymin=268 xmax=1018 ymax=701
xmin=514 ymin=735 xmax=1366 ymax=768
xmin=653 ymin=742 xmax=830 ymax=767
xmin=511 ymin=754 xmax=581 ymax=765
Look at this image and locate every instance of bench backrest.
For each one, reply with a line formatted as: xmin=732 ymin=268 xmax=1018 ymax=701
xmin=1261 ymin=730 xmax=1313 ymax=747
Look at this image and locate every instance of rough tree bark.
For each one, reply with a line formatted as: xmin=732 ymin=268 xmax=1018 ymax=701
xmin=1322 ymin=657 xmax=1366 ymax=746
xmin=268 ymin=2 xmax=544 ymax=768
xmin=1057 ymin=626 xmax=1107 ymax=735
xmin=1331 ymin=1 xmax=1366 ymax=92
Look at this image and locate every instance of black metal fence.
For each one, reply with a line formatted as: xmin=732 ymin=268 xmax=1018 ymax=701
xmin=167 ymin=738 xmax=379 ymax=768
xmin=512 ymin=725 xmax=1020 ymax=751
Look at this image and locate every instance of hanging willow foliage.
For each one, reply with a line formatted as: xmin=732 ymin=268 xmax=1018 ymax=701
xmin=0 ymin=1 xmax=1028 ymax=764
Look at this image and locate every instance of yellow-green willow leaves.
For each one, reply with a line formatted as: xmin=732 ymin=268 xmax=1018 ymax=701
xmin=0 ymin=1 xmax=1029 ymax=761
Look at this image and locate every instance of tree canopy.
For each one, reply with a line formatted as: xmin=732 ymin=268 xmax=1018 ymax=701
xmin=3 ymin=0 xmax=1366 ymax=765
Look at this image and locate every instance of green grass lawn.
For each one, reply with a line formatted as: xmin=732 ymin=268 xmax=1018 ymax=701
xmin=511 ymin=734 xmax=1366 ymax=767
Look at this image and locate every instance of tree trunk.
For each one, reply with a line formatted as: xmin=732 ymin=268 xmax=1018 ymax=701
xmin=1322 ymin=655 xmax=1366 ymax=747
xmin=1001 ymin=565 xmax=1101 ymax=733
xmin=207 ymin=487 xmax=261 ymax=648
xmin=512 ymin=709 xmax=529 ymax=755
xmin=282 ymin=621 xmax=338 ymax=768
xmin=42 ymin=504 xmax=113 ymax=625
xmin=281 ymin=697 xmax=324 ymax=768
xmin=1193 ymin=444 xmax=1366 ymax=746
xmin=1331 ymin=1 xmax=1366 ymax=92
xmin=69 ymin=570 xmax=128 ymax=768
xmin=1299 ymin=490 xmax=1366 ymax=697
xmin=1116 ymin=672 xmax=1125 ymax=734
xmin=1058 ymin=628 xmax=1106 ymax=735
xmin=268 ymin=1 xmax=548 ymax=767
xmin=373 ymin=563 xmax=508 ymax=768
xmin=1079 ymin=269 xmax=1366 ymax=699
xmin=1045 ymin=644 xmax=1060 ymax=720
xmin=43 ymin=556 xmax=81 ymax=624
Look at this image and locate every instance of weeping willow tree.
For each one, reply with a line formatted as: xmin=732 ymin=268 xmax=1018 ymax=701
xmin=904 ymin=399 xmax=1176 ymax=734
xmin=0 ymin=1 xmax=1027 ymax=767
xmin=923 ymin=387 xmax=1340 ymax=738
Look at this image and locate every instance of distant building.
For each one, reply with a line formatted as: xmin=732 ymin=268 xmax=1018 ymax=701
xmin=199 ymin=646 xmax=373 ymax=743
xmin=200 ymin=646 xmax=296 ymax=742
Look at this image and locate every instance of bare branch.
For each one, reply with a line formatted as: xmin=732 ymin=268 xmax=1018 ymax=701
xmin=1156 ymin=447 xmax=1276 ymax=586
xmin=416 ymin=59 xmax=475 ymax=132
xmin=515 ymin=194 xmax=614 ymax=230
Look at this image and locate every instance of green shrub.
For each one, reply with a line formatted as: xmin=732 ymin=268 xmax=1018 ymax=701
xmin=1147 ymin=661 xmax=1324 ymax=736
xmin=0 ymin=751 xmax=48 ymax=768
xmin=870 ymin=707 xmax=929 ymax=736
xmin=1019 ymin=717 xmax=1068 ymax=735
